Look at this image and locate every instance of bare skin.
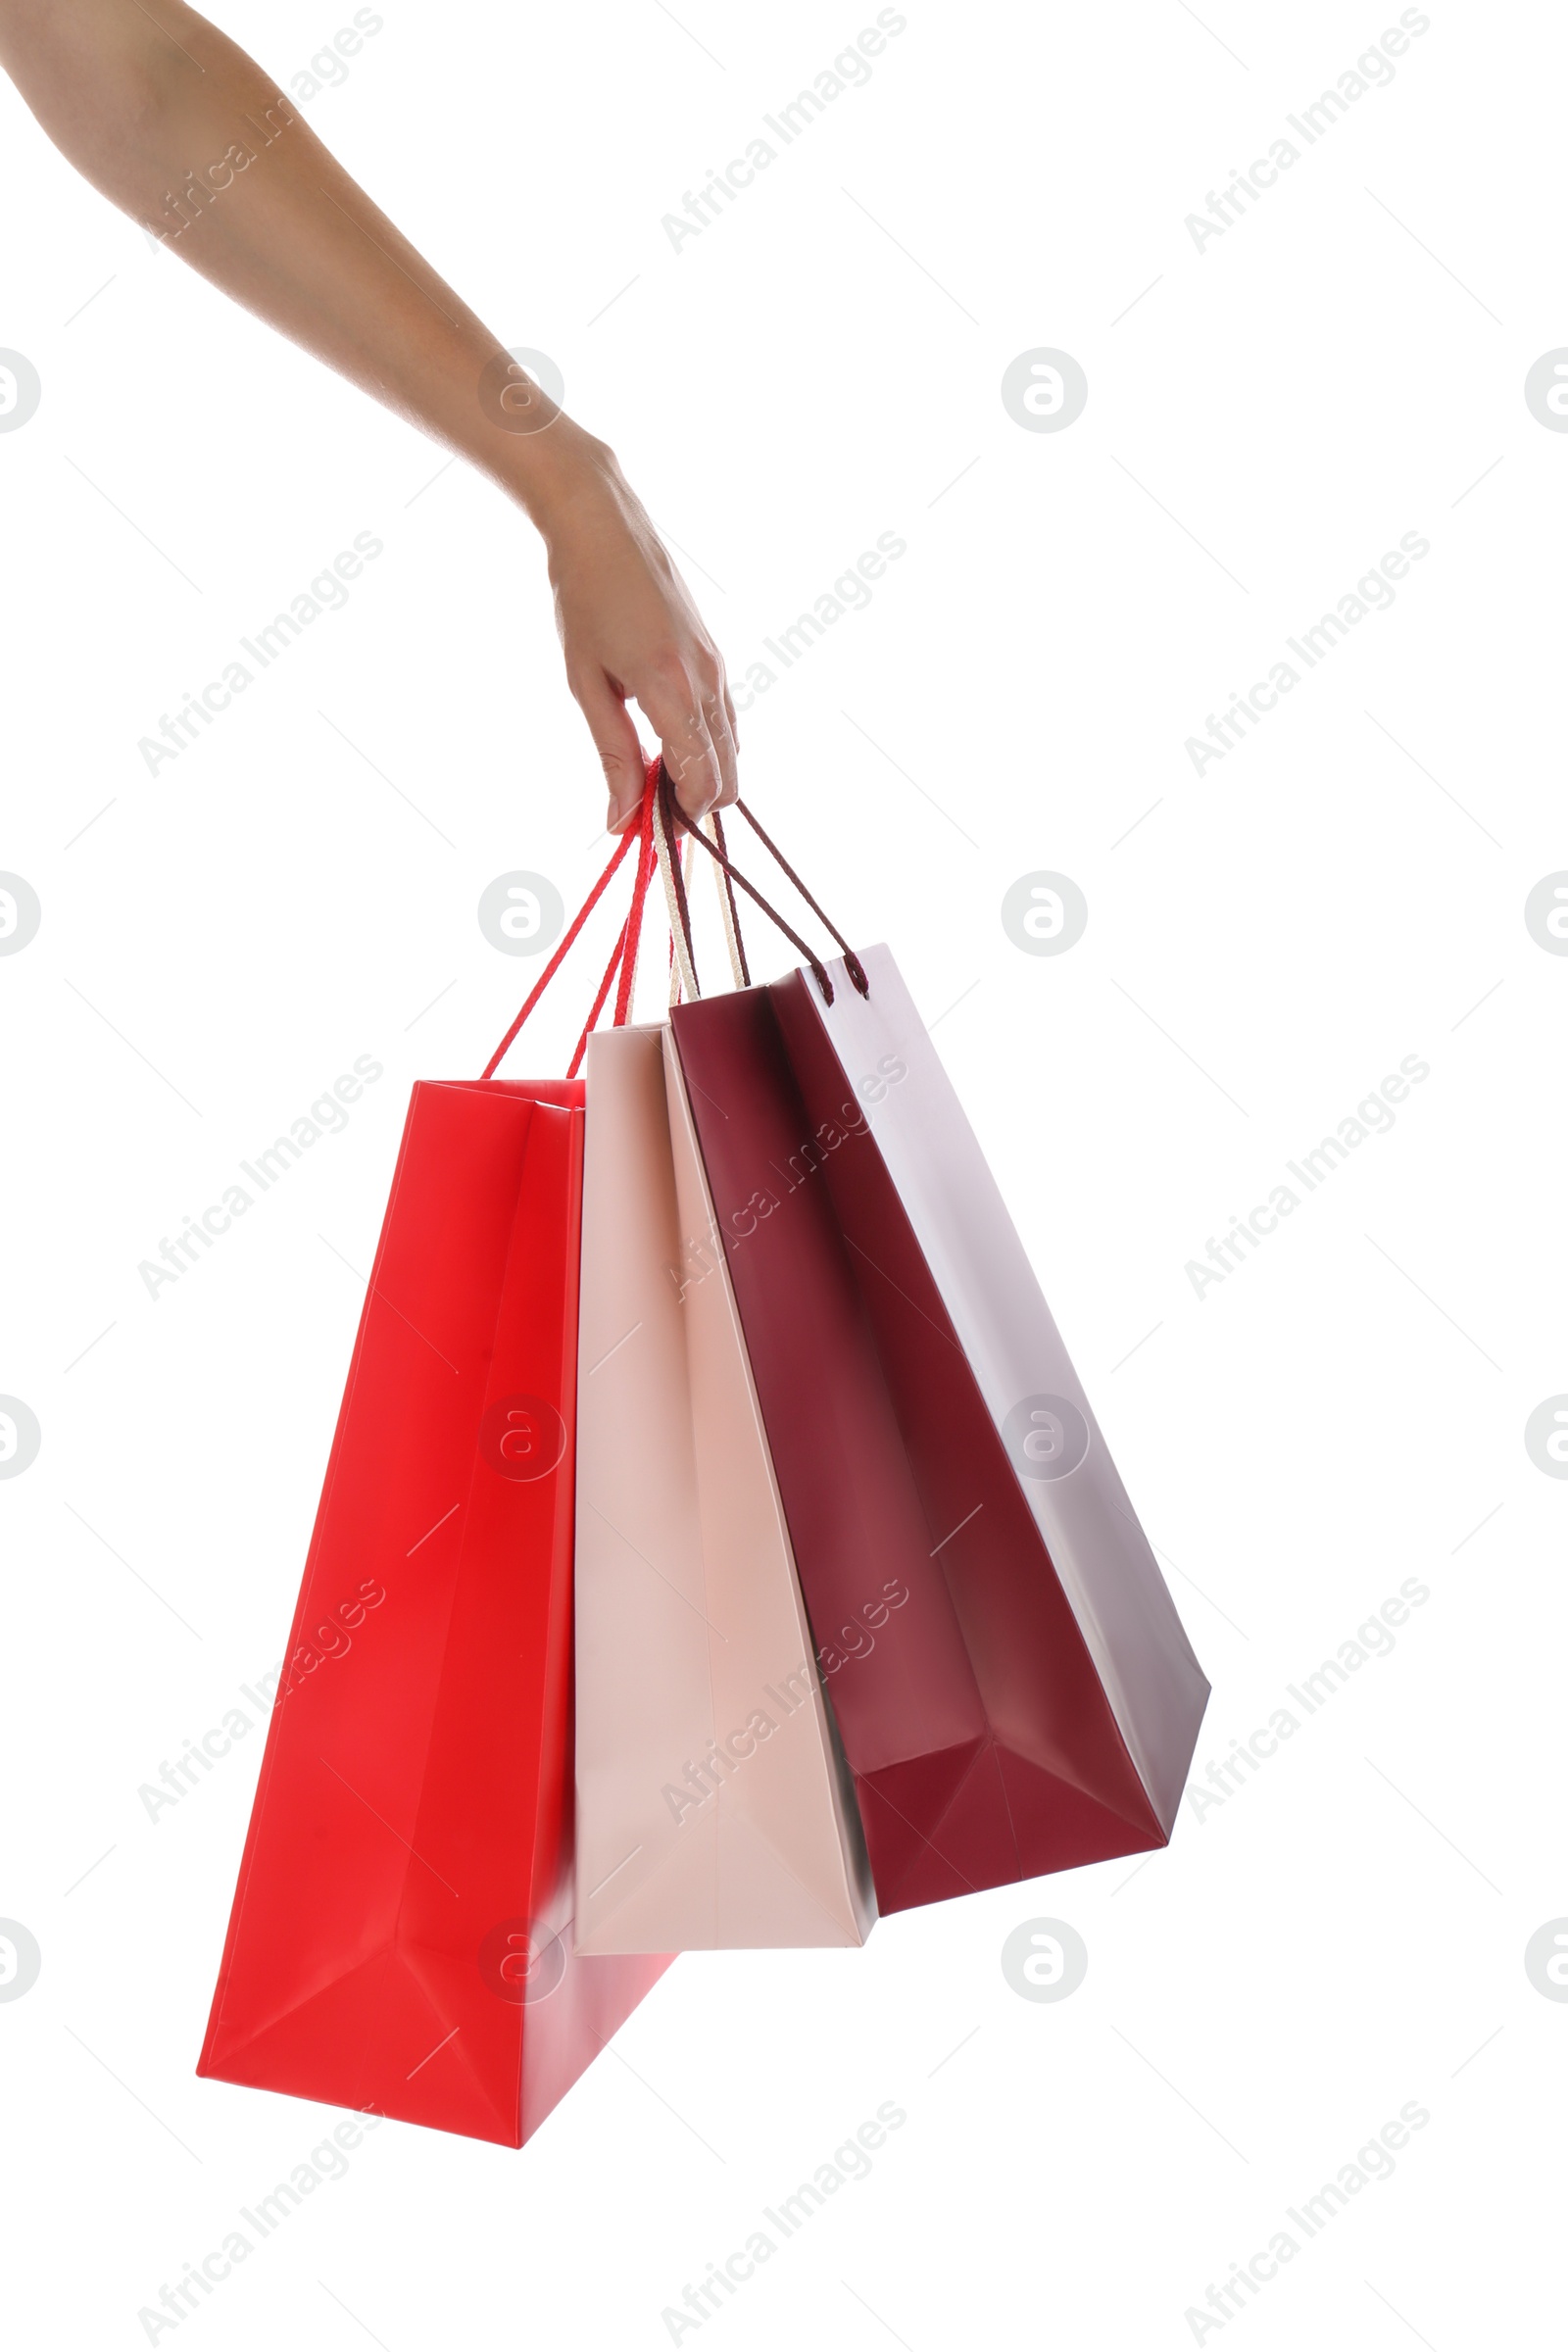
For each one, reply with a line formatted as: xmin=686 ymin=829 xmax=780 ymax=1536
xmin=0 ymin=0 xmax=738 ymax=830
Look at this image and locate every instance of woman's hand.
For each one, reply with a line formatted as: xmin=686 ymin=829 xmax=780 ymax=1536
xmin=0 ymin=0 xmax=739 ymax=833
xmin=527 ymin=422 xmax=739 ymax=833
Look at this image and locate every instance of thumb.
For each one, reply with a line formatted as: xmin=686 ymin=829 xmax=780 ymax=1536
xmin=570 ymin=666 xmax=647 ymax=832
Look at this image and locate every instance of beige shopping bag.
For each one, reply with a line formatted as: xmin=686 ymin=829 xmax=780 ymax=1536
xmin=572 ymin=1020 xmax=874 ymax=1951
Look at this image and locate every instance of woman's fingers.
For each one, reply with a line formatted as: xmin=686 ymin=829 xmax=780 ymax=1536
xmin=705 ymin=673 xmax=739 ymax=808
xmin=569 ymin=662 xmax=648 ymax=833
xmin=633 ymin=660 xmax=724 ymax=823
xmin=570 ymin=644 xmax=735 ymax=834
xmin=541 ymin=447 xmax=739 ymax=828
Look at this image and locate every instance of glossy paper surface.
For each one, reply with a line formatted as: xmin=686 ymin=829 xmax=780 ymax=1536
xmin=198 ymin=1077 xmax=668 ymax=2145
xmin=786 ymin=948 xmax=1212 ymax=1837
xmin=573 ymin=1025 xmax=872 ymax=1951
xmin=671 ymin=962 xmax=1208 ymax=1914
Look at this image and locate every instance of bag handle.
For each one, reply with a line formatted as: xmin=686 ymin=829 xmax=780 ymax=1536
xmin=656 ymin=763 xmax=868 ymax=1006
xmin=730 ymin=800 xmax=866 ymax=997
xmin=479 ymin=759 xmax=661 ymax=1080
xmin=656 ymin=809 xmax=750 ymax=1008
xmin=481 ymin=749 xmax=864 ymax=1078
xmin=654 ymin=781 xmax=700 ymax=1005
xmin=708 ymin=808 xmax=751 ymax=989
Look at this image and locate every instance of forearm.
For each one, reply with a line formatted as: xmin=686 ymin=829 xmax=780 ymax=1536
xmin=2 ymin=0 xmax=739 ymax=823
xmin=0 ymin=0 xmax=594 ymax=532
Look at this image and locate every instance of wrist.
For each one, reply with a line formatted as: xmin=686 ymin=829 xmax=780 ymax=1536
xmin=487 ymin=411 xmax=622 ymax=549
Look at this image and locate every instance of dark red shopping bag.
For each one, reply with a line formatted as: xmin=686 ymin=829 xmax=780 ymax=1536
xmin=661 ymin=792 xmax=1208 ymax=1916
xmin=199 ymin=790 xmax=670 ymax=2144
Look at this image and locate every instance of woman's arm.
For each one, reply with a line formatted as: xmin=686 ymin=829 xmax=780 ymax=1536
xmin=0 ymin=0 xmax=737 ymax=828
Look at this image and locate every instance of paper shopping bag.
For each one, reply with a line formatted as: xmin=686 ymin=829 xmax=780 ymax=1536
xmin=198 ymin=1076 xmax=669 ymax=2144
xmin=670 ymin=949 xmax=1209 ymax=1914
xmin=572 ymin=1021 xmax=873 ymax=1951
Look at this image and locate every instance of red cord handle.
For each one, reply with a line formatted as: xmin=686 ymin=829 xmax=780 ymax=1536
xmin=479 ymin=751 xmax=866 ymax=1076
xmin=479 ymin=755 xmax=661 ymax=1079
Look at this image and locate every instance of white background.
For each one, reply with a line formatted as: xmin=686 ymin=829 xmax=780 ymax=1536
xmin=2 ymin=0 xmax=1564 ymax=2343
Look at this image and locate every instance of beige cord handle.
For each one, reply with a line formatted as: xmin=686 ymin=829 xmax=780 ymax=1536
xmin=706 ymin=813 xmax=749 ymax=992
xmin=652 ymin=786 xmax=700 ymax=1006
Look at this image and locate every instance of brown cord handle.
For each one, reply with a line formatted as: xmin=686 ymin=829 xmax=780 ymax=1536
xmin=731 ymin=801 xmax=867 ymax=996
xmin=657 ymin=765 xmax=701 ymax=994
xmin=709 ymin=807 xmax=751 ymax=988
xmin=657 ymin=764 xmax=868 ymax=1005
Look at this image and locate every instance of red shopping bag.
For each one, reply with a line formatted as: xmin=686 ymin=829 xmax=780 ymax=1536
xmin=660 ymin=792 xmax=1209 ymax=1915
xmin=198 ymin=794 xmax=670 ymax=2144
